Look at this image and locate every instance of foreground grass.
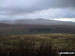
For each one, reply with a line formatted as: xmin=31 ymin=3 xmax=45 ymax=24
xmin=0 ymin=33 xmax=75 ymax=56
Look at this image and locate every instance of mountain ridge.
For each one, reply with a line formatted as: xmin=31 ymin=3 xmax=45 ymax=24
xmin=0 ymin=19 xmax=75 ymax=25
xmin=0 ymin=18 xmax=75 ymax=34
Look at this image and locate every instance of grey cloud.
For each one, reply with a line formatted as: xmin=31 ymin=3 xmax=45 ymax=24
xmin=45 ymin=0 xmax=75 ymax=8
xmin=14 ymin=8 xmax=75 ymax=19
xmin=0 ymin=0 xmax=75 ymax=20
xmin=0 ymin=0 xmax=75 ymax=15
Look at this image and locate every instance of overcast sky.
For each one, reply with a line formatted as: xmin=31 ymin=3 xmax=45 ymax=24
xmin=0 ymin=0 xmax=75 ymax=21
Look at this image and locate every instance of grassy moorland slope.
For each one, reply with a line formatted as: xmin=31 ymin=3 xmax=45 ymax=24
xmin=0 ymin=34 xmax=75 ymax=56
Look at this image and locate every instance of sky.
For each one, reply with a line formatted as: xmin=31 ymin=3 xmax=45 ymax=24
xmin=0 ymin=0 xmax=75 ymax=22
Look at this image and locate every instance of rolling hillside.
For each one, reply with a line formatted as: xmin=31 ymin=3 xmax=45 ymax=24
xmin=0 ymin=19 xmax=75 ymax=34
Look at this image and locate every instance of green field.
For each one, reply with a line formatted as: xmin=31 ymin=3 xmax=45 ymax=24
xmin=0 ymin=34 xmax=75 ymax=56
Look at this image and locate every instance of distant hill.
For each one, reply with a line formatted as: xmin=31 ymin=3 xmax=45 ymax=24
xmin=0 ymin=19 xmax=75 ymax=34
xmin=0 ymin=18 xmax=75 ymax=25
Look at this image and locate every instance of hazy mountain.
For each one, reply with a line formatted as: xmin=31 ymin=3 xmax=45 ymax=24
xmin=0 ymin=18 xmax=75 ymax=34
xmin=0 ymin=20 xmax=15 ymax=24
xmin=14 ymin=19 xmax=61 ymax=25
xmin=0 ymin=18 xmax=75 ymax=25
